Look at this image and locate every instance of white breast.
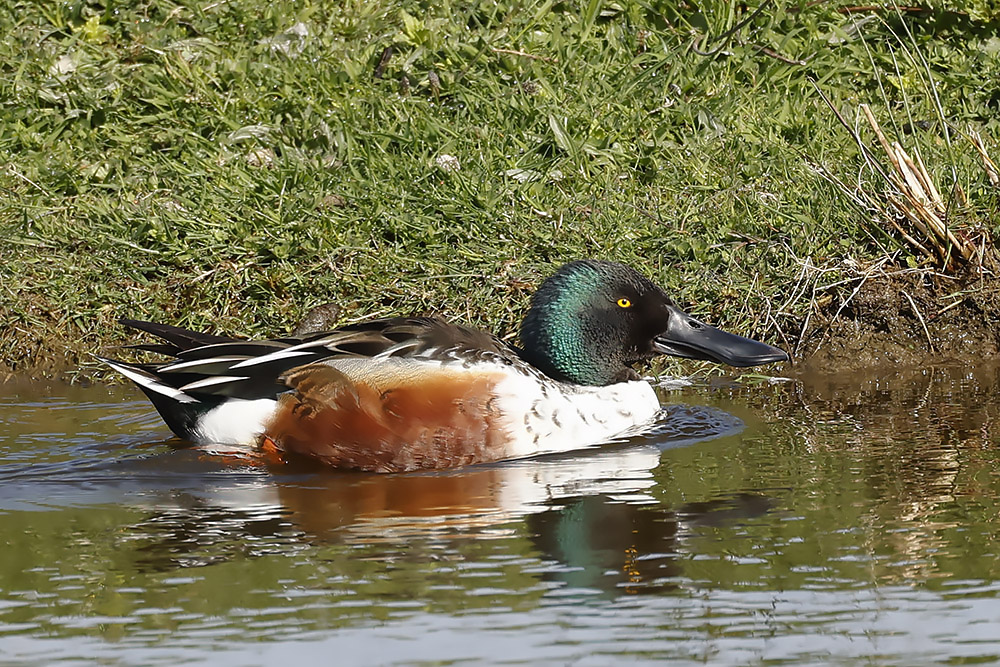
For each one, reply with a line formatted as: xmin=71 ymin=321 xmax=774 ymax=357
xmin=492 ymin=369 xmax=661 ymax=459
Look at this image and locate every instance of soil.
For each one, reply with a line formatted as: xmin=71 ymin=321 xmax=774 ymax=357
xmin=0 ymin=329 xmax=90 ymax=383
xmin=793 ymin=267 xmax=1000 ymax=373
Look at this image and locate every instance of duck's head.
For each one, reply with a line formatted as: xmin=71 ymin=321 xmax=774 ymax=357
xmin=520 ymin=260 xmax=788 ymax=386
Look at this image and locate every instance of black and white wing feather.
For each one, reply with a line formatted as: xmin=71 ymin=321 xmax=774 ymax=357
xmin=103 ymin=316 xmax=519 ymax=404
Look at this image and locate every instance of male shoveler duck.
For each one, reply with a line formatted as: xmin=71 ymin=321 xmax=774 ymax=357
xmin=101 ymin=260 xmax=788 ymax=472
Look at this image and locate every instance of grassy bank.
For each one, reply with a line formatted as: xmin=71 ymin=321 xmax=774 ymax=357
xmin=2 ymin=0 xmax=998 ymax=378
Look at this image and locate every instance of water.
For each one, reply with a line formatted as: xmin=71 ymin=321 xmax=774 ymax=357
xmin=2 ymin=365 xmax=1000 ymax=665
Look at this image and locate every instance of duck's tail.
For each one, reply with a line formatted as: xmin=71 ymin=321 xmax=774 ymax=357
xmin=101 ymin=319 xmax=329 ymax=444
xmin=101 ymin=319 xmax=261 ymax=441
xmin=98 ymin=355 xmax=222 ymax=441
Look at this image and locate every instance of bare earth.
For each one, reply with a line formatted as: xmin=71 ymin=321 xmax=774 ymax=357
xmin=796 ymin=268 xmax=1000 ymax=372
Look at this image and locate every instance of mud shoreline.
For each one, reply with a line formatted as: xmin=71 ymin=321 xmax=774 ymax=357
xmin=795 ymin=269 xmax=1000 ymax=373
xmin=4 ymin=267 xmax=999 ymax=384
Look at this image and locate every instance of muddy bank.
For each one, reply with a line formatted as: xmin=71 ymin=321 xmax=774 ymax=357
xmin=4 ymin=269 xmax=1000 ymax=383
xmin=794 ymin=268 xmax=1000 ymax=372
xmin=0 ymin=333 xmax=85 ymax=384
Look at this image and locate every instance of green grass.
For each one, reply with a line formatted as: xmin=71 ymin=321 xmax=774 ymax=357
xmin=1 ymin=0 xmax=998 ymax=377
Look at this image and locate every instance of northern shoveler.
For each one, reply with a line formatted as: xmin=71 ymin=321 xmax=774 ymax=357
xmin=101 ymin=260 xmax=788 ymax=472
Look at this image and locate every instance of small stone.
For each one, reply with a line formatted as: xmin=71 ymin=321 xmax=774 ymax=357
xmin=246 ymin=148 xmax=276 ymax=169
xmin=292 ymin=303 xmax=342 ymax=336
xmin=435 ymin=154 xmax=460 ymax=173
xmin=321 ymin=194 xmax=347 ymax=208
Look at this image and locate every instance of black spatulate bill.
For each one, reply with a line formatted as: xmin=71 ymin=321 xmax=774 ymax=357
xmin=653 ymin=305 xmax=788 ymax=368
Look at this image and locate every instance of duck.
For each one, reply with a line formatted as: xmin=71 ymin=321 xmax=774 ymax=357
xmin=100 ymin=260 xmax=788 ymax=472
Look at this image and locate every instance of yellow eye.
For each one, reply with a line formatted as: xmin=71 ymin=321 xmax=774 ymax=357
xmin=617 ymin=297 xmax=632 ymax=308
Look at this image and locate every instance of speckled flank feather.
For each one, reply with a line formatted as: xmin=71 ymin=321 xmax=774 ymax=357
xmin=491 ymin=368 xmax=661 ymax=459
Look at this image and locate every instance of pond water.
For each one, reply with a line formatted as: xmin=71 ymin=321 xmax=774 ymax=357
xmin=2 ymin=364 xmax=1000 ymax=665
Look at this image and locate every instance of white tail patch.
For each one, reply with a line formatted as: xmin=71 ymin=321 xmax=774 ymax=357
xmin=193 ymin=398 xmax=278 ymax=446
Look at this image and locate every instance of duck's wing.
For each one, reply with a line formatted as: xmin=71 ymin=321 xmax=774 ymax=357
xmin=103 ymin=316 xmax=517 ymax=403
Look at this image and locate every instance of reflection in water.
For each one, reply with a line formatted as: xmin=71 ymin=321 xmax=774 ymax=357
xmin=727 ymin=364 xmax=1000 ymax=584
xmin=115 ymin=403 xmax=747 ymax=575
xmin=3 ymin=366 xmax=1000 ymax=664
xmin=526 ymin=492 xmax=772 ymax=595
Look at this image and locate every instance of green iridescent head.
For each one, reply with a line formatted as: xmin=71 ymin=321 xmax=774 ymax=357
xmin=519 ymin=260 xmax=674 ymax=386
xmin=519 ymin=260 xmax=789 ymax=386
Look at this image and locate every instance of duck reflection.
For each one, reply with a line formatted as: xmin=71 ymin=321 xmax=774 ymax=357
xmin=130 ymin=441 xmax=668 ymax=571
xmin=124 ymin=404 xmax=771 ymax=592
xmin=275 ymin=444 xmax=663 ymax=541
xmin=526 ymin=492 xmax=772 ymax=595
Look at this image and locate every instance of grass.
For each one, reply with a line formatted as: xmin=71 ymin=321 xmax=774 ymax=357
xmin=1 ymin=0 xmax=998 ymax=378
